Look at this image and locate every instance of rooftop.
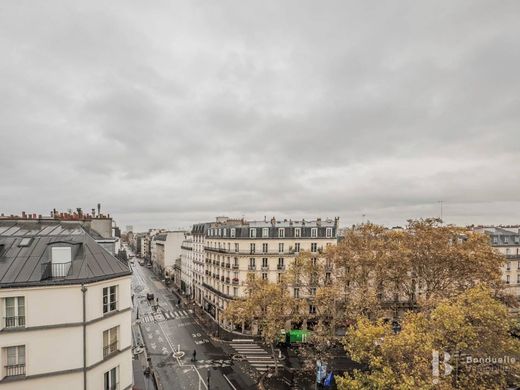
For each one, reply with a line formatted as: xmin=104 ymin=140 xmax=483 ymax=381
xmin=0 ymin=220 xmax=131 ymax=289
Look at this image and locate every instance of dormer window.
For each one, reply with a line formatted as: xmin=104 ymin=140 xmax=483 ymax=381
xmin=50 ymin=247 xmax=72 ymax=277
xmin=278 ymin=228 xmax=285 ymax=238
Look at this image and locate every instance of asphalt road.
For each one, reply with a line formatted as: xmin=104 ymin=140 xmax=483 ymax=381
xmin=131 ymin=259 xmax=256 ymax=390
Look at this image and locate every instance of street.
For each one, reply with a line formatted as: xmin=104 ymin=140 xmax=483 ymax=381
xmin=131 ymin=259 xmax=258 ymax=390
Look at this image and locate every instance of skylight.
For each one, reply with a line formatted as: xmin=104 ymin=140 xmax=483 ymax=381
xmin=19 ymin=237 xmax=32 ymax=247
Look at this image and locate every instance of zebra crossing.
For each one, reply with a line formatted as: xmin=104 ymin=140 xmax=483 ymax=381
xmin=141 ymin=309 xmax=190 ymax=323
xmin=230 ymin=340 xmax=278 ymax=372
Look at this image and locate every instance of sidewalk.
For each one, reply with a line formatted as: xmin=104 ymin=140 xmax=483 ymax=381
xmin=169 ymin=288 xmax=258 ymax=343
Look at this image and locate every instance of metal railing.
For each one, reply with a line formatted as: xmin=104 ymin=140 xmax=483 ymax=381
xmin=248 ymin=265 xmax=256 ymax=271
xmin=4 ymin=316 xmax=25 ymax=328
xmin=103 ymin=341 xmax=118 ymax=357
xmin=261 ymin=266 xmax=269 ymax=271
xmin=41 ymin=262 xmax=71 ymax=280
xmin=232 ymin=279 xmax=239 ymax=285
xmin=4 ymin=364 xmax=25 ymax=377
xmin=277 ymin=264 xmax=285 ymax=270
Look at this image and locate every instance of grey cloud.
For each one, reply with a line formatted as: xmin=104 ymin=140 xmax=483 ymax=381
xmin=1 ymin=0 xmax=519 ymax=231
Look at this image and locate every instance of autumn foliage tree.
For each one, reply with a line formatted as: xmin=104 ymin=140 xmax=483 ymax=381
xmin=336 ymin=286 xmax=520 ymax=390
xmin=327 ymin=218 xmax=505 ymax=319
xmin=223 ymin=276 xmax=292 ymax=374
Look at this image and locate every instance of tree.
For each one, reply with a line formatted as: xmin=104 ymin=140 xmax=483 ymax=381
xmin=223 ymin=276 xmax=292 ymax=374
xmin=327 ymin=219 xmax=505 ymax=320
xmin=336 ymin=286 xmax=520 ymax=390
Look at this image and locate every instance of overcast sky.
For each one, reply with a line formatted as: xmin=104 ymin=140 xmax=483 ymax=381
xmin=1 ymin=1 xmax=519 ymax=231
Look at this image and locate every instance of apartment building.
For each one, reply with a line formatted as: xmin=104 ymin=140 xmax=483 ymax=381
xmin=180 ymin=234 xmax=193 ymax=298
xmin=191 ymin=223 xmax=211 ymax=306
xmin=0 ymin=220 xmax=133 ymax=390
xmin=474 ymin=226 xmax=520 ymax=298
xmin=151 ymin=231 xmax=186 ymax=279
xmin=202 ymin=217 xmax=339 ymax=332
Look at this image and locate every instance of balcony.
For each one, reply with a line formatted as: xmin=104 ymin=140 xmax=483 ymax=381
xmin=225 ymin=277 xmax=230 ymax=284
xmin=41 ymin=262 xmax=72 ymax=280
xmin=277 ymin=264 xmax=285 ymax=270
xmin=232 ymin=278 xmax=239 ymax=285
xmin=225 ymin=263 xmax=231 ymax=269
xmin=261 ymin=266 xmax=269 ymax=271
xmin=248 ymin=265 xmax=256 ymax=271
xmin=4 ymin=364 xmax=25 ymax=377
xmin=204 ymin=246 xmax=228 ymax=254
xmin=103 ymin=341 xmax=118 ymax=357
xmin=232 ymin=264 xmax=239 ymax=269
xmin=4 ymin=316 xmax=25 ymax=328
xmin=220 ymin=276 xmax=225 ymax=282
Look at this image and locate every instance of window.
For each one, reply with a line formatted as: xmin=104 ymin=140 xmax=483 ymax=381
xmin=249 ymin=228 xmax=256 ymax=238
xmin=262 ymin=258 xmax=268 ymax=268
xmin=278 ymin=228 xmax=285 ymax=238
xmin=325 ymin=272 xmax=331 ymax=283
xmin=262 ymin=228 xmax=269 ymax=238
xmin=230 ymin=228 xmax=236 ymax=238
xmin=294 ymin=243 xmax=300 ymax=252
xmin=103 ymin=326 xmax=119 ymax=357
xmin=18 ymin=238 xmax=32 ymax=247
xmin=309 ymin=305 xmax=317 ymax=314
xmin=249 ymin=258 xmax=256 ymax=270
xmin=4 ymin=346 xmax=25 ymax=377
xmin=234 ymin=243 xmax=239 ymax=253
xmin=4 ymin=297 xmax=25 ymax=328
xmin=311 ymin=257 xmax=317 ymax=266
xmin=262 ymin=273 xmax=268 ymax=281
xmin=250 ymin=243 xmax=256 ymax=254
xmin=277 ymin=273 xmax=283 ymax=283
xmin=504 ymin=236 xmax=509 ymax=244
xmin=326 ymin=228 xmax=332 ymax=238
xmin=262 ymin=243 xmax=268 ymax=253
xmin=507 ymin=262 xmax=511 ymax=270
xmin=277 ymin=258 xmax=285 ymax=269
xmin=294 ymin=288 xmax=300 ymax=298
xmin=103 ymin=286 xmax=118 ymax=314
xmin=310 ymin=287 xmax=316 ymax=296
xmin=233 ymin=287 xmax=238 ymax=297
xmin=517 ymin=274 xmax=520 ymax=284
xmin=506 ymin=275 xmax=510 ymax=284
xmin=218 ymin=229 xmax=221 ymax=237
xmin=493 ymin=237 xmax=498 ymax=245
xmin=294 ymin=228 xmax=301 ymax=238
xmin=222 ymin=229 xmax=227 ymax=237
xmin=515 ymin=236 xmax=520 ymax=244
xmin=279 ymin=243 xmax=284 ymax=253
xmin=311 ymin=228 xmax=318 ymax=238
xmin=311 ymin=243 xmax=317 ymax=252
xmin=104 ymin=366 xmax=118 ymax=390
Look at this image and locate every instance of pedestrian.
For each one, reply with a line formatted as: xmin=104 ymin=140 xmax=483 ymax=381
xmin=192 ymin=349 xmax=197 ymax=362
xmin=156 ymin=297 xmax=159 ymax=306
